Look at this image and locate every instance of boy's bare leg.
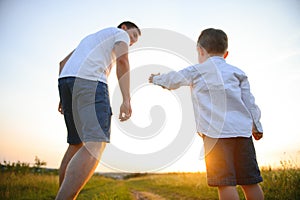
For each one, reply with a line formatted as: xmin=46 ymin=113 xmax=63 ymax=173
xmin=55 ymin=142 xmax=106 ymax=200
xmin=218 ymin=186 xmax=239 ymax=200
xmin=59 ymin=143 xmax=83 ymax=186
xmin=241 ymin=184 xmax=264 ymax=200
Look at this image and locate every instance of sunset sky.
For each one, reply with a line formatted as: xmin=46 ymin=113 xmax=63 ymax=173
xmin=0 ymin=0 xmax=299 ymax=172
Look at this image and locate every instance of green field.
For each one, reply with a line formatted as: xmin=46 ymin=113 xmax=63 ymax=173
xmin=1 ymin=163 xmax=300 ymax=200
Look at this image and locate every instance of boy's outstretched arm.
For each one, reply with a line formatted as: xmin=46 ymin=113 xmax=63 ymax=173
xmin=148 ymin=73 xmax=159 ymax=83
xmin=148 ymin=66 xmax=195 ymax=89
xmin=149 ymin=73 xmax=167 ymax=89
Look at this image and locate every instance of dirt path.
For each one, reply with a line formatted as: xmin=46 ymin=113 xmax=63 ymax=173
xmin=132 ymin=190 xmax=166 ymax=200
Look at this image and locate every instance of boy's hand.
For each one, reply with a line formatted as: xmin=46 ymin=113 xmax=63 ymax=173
xmin=253 ymin=132 xmax=263 ymax=140
xmin=149 ymin=73 xmax=160 ymax=83
xmin=149 ymin=73 xmax=169 ymax=90
xmin=252 ymin=125 xmax=263 ymax=140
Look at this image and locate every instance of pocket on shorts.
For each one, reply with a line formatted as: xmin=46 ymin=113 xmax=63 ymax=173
xmin=105 ymin=105 xmax=113 ymax=131
xmin=106 ymin=106 xmax=113 ymax=133
xmin=95 ymin=102 xmax=109 ymax=133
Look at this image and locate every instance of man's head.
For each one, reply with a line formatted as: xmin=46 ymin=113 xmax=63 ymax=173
xmin=118 ymin=21 xmax=141 ymax=46
xmin=197 ymin=28 xmax=228 ymax=63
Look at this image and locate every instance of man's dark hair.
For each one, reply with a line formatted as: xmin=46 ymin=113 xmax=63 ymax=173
xmin=197 ymin=28 xmax=228 ymax=54
xmin=118 ymin=21 xmax=141 ymax=36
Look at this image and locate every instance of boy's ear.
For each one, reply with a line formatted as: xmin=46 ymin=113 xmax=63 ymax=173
xmin=197 ymin=47 xmax=201 ymax=54
xmin=223 ymin=51 xmax=229 ymax=59
xmin=197 ymin=47 xmax=205 ymax=56
xmin=121 ymin=24 xmax=127 ymax=30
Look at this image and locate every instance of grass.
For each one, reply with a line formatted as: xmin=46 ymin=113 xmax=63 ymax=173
xmin=0 ymin=172 xmax=57 ymax=200
xmin=260 ymin=160 xmax=300 ymax=200
xmin=125 ymin=173 xmax=217 ymax=199
xmin=1 ymin=160 xmax=300 ymax=199
xmin=77 ymin=175 xmax=132 ymax=200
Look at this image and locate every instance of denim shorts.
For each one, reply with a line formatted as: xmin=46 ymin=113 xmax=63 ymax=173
xmin=203 ymin=136 xmax=263 ymax=186
xmin=58 ymin=77 xmax=112 ymax=144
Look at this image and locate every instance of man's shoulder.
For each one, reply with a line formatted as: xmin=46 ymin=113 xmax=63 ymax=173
xmin=91 ymin=27 xmax=124 ymax=37
xmin=90 ymin=27 xmax=128 ymax=43
xmin=101 ymin=27 xmax=125 ymax=34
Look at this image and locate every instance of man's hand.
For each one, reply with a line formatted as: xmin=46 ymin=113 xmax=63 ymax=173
xmin=58 ymin=101 xmax=63 ymax=114
xmin=119 ymin=101 xmax=132 ymax=122
xmin=252 ymin=125 xmax=263 ymax=140
xmin=149 ymin=73 xmax=160 ymax=83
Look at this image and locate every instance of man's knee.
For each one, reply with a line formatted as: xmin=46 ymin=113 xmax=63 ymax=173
xmin=84 ymin=142 xmax=106 ymax=160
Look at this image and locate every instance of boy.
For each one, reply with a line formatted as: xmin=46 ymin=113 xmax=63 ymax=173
xmin=149 ymin=28 xmax=264 ymax=200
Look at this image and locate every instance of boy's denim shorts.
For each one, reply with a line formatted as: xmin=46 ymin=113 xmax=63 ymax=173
xmin=203 ymin=136 xmax=263 ymax=186
xmin=58 ymin=77 xmax=112 ymax=144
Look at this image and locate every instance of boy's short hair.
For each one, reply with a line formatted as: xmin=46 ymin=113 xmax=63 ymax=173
xmin=117 ymin=21 xmax=141 ymax=36
xmin=197 ymin=28 xmax=228 ymax=54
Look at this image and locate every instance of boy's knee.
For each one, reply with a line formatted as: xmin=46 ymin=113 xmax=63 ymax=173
xmin=241 ymin=184 xmax=264 ymax=200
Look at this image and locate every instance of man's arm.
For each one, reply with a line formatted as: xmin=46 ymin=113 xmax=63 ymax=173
xmin=114 ymin=42 xmax=131 ymax=121
xmin=58 ymin=50 xmax=74 ymax=114
xmin=59 ymin=50 xmax=74 ymax=75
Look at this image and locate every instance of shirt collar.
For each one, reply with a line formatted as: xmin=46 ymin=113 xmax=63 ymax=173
xmin=208 ymin=56 xmax=225 ymax=62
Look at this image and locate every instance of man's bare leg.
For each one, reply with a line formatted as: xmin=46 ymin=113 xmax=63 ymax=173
xmin=59 ymin=143 xmax=83 ymax=186
xmin=55 ymin=142 xmax=106 ymax=200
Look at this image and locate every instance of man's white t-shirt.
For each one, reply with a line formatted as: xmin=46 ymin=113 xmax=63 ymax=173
xmin=59 ymin=27 xmax=130 ymax=84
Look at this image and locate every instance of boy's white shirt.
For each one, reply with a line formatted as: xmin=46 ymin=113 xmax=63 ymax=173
xmin=59 ymin=27 xmax=130 ymax=84
xmin=153 ymin=56 xmax=263 ymax=138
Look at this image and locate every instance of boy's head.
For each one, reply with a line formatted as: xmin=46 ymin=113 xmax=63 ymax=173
xmin=118 ymin=21 xmax=141 ymax=46
xmin=197 ymin=28 xmax=228 ymax=63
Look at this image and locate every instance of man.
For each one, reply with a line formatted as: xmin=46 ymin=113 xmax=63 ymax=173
xmin=56 ymin=21 xmax=141 ymax=199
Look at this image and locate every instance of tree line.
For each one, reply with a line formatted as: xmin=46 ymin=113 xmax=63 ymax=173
xmin=0 ymin=156 xmax=57 ymax=174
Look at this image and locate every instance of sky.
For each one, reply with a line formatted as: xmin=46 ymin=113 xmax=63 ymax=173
xmin=0 ymin=0 xmax=300 ymax=173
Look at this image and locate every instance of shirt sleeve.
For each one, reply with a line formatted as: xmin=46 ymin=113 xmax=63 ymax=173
xmin=115 ymin=29 xmax=130 ymax=46
xmin=240 ymin=75 xmax=263 ymax=133
xmin=153 ymin=66 xmax=195 ymax=90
